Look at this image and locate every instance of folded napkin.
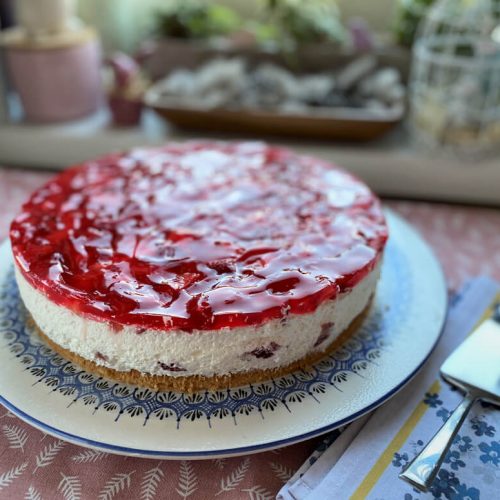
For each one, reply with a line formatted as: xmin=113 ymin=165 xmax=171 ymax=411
xmin=279 ymin=276 xmax=500 ymax=500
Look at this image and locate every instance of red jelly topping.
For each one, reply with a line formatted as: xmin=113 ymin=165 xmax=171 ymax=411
xmin=10 ymin=142 xmax=388 ymax=332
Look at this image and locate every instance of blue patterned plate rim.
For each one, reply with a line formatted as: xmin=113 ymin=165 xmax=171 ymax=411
xmin=0 ymin=344 xmax=444 ymax=459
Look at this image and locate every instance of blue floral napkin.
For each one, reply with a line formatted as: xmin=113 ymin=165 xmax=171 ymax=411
xmin=278 ymin=277 xmax=500 ymax=500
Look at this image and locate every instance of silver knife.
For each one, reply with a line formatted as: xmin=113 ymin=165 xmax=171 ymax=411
xmin=399 ymin=304 xmax=500 ymax=491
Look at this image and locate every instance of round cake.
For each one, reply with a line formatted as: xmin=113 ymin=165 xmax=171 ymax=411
xmin=10 ymin=142 xmax=388 ymax=392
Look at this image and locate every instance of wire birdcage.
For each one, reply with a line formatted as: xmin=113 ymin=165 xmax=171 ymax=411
xmin=409 ymin=0 xmax=500 ymax=158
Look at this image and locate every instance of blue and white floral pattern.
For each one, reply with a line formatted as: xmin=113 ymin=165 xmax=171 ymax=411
xmin=390 ymin=387 xmax=500 ymax=499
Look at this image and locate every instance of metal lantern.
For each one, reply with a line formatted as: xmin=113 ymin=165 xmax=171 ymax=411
xmin=409 ymin=0 xmax=500 ymax=158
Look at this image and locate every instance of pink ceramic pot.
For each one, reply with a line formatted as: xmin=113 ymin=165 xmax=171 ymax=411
xmin=5 ymin=33 xmax=103 ymax=123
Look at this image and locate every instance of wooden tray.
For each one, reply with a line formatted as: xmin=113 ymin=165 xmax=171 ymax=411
xmin=144 ymin=93 xmax=404 ymax=142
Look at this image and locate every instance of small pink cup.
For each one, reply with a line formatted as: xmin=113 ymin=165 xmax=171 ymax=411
xmin=5 ymin=32 xmax=103 ymax=123
xmin=108 ymin=95 xmax=143 ymax=127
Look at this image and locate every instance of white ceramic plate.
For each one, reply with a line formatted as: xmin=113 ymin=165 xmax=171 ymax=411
xmin=0 ymin=211 xmax=447 ymax=459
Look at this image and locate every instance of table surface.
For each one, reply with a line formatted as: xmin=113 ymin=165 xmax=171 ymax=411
xmin=1 ymin=167 xmax=500 ymax=500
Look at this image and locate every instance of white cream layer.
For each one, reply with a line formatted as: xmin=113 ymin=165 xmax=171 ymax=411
xmin=15 ymin=261 xmax=380 ymax=378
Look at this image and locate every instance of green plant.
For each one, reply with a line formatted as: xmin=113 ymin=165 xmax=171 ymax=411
xmin=155 ymin=1 xmax=241 ymax=40
xmin=394 ymin=0 xmax=436 ymax=47
xmin=247 ymin=20 xmax=280 ymax=46
xmin=266 ymin=0 xmax=346 ymax=46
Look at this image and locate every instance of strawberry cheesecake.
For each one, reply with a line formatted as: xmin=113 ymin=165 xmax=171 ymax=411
xmin=10 ymin=142 xmax=388 ymax=392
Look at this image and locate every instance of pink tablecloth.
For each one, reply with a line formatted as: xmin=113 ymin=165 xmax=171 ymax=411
xmin=1 ymin=167 xmax=500 ymax=500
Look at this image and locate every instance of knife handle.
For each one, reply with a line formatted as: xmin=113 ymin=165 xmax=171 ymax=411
xmin=399 ymin=392 xmax=477 ymax=492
